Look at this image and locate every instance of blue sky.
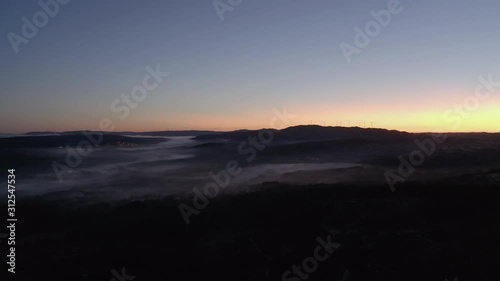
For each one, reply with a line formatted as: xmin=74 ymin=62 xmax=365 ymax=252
xmin=1 ymin=0 xmax=500 ymax=133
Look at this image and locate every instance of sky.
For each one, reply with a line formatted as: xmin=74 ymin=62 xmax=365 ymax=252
xmin=1 ymin=0 xmax=500 ymax=133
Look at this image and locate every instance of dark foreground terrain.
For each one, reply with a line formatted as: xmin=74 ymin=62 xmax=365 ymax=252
xmin=6 ymin=178 xmax=500 ymax=281
xmin=1 ymin=126 xmax=500 ymax=280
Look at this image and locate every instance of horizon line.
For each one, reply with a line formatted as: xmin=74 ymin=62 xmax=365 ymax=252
xmin=2 ymin=125 xmax=500 ymax=135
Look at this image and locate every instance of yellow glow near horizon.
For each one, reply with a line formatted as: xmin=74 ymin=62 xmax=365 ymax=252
xmin=6 ymin=102 xmax=500 ymax=134
xmin=286 ymin=101 xmax=500 ymax=133
xmin=117 ymin=104 xmax=500 ymax=133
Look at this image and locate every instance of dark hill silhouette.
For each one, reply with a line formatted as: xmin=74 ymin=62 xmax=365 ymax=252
xmin=195 ymin=125 xmax=411 ymax=142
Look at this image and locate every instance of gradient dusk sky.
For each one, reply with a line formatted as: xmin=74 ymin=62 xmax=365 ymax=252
xmin=1 ymin=0 xmax=500 ymax=133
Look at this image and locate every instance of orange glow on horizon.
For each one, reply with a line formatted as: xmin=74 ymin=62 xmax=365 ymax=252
xmin=5 ymin=101 xmax=500 ymax=134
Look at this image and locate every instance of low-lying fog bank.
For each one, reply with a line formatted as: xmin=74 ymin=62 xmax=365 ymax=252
xmin=1 ymin=126 xmax=500 ymax=202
